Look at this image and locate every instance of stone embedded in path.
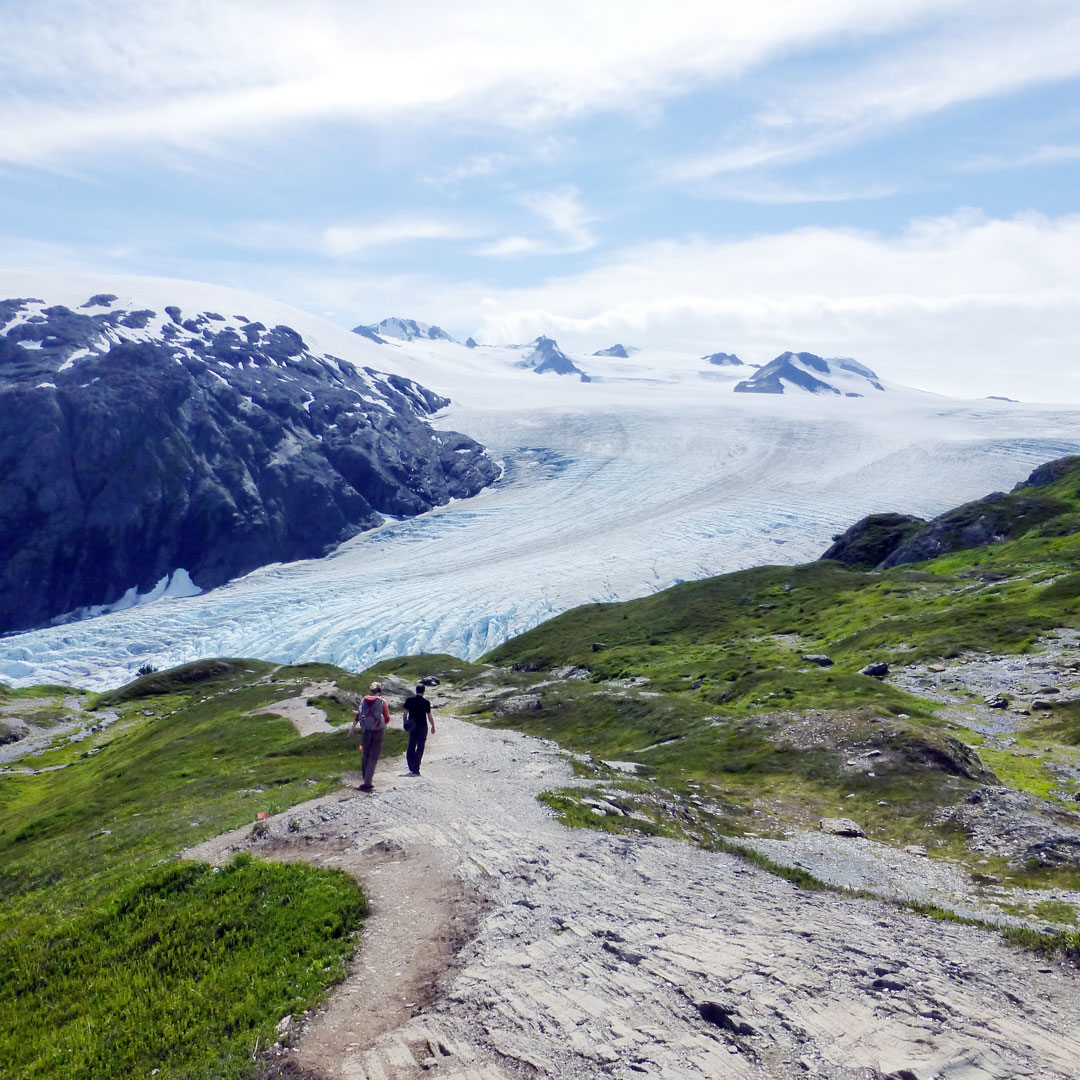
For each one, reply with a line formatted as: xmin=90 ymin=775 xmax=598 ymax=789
xmin=820 ymin=817 xmax=867 ymax=837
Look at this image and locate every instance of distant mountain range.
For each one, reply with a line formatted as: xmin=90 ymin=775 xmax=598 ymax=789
xmin=355 ymin=320 xmax=891 ymax=396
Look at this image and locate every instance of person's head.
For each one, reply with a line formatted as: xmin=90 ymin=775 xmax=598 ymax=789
xmin=415 ymin=683 xmax=425 ymax=696
xmin=369 ymin=682 xmax=382 ymax=695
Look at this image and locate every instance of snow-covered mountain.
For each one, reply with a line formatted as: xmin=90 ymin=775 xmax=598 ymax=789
xmin=357 ymin=317 xmax=458 ymax=343
xmin=735 ymin=352 xmax=885 ymax=396
xmin=515 ymin=335 xmax=589 ymax=379
xmin=594 ymin=344 xmax=630 ymax=358
xmin=2 ymin=271 xmax=1080 ymax=690
xmin=0 ymin=280 xmax=497 ymax=634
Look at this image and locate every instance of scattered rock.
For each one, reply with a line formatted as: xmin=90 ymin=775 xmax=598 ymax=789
xmin=819 ymin=817 xmax=866 ymax=838
xmin=859 ymin=663 xmax=890 ymax=679
xmin=801 ymin=654 xmax=833 ymax=667
xmin=984 ymin=694 xmax=1009 ymax=708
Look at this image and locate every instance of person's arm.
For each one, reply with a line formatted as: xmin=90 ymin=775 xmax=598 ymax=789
xmin=428 ymin=705 xmax=436 ymax=734
xmin=382 ymin=700 xmax=391 ymax=726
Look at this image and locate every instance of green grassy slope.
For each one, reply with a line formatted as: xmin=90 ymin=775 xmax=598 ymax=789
xmin=0 ymin=658 xmax=406 ymax=1080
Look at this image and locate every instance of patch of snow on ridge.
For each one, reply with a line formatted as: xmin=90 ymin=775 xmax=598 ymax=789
xmin=50 ymin=569 xmax=203 ymax=627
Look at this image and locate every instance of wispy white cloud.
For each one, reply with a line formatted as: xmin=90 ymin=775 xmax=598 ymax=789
xmin=957 ymin=143 xmax=1080 ymax=172
xmin=0 ymin=0 xmax=966 ymax=166
xmin=475 ymin=185 xmax=596 ymax=256
xmin=661 ymin=4 xmax=1080 ymax=183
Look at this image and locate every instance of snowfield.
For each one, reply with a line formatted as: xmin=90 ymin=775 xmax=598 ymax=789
xmin=2 ymin=271 xmax=1079 ymax=690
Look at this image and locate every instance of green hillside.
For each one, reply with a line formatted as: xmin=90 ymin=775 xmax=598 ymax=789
xmin=0 ymin=659 xmax=406 ymax=1080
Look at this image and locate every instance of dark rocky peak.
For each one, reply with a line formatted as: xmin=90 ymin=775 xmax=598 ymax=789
xmin=465 ymin=337 xmax=478 ymax=349
xmin=518 ymin=336 xmax=589 ymax=380
xmin=702 ymin=351 xmax=743 ymax=366
xmin=734 ymin=351 xmax=884 ymax=396
xmin=80 ymin=293 xmax=118 ymax=308
xmin=593 ymin=344 xmax=629 ymax=358
xmin=987 ymin=395 xmax=1018 ymax=402
xmin=0 ymin=290 xmax=500 ymax=634
xmin=357 ymin=317 xmax=458 ymax=343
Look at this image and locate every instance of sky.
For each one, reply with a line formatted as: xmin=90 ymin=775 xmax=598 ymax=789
xmin=1 ymin=0 xmax=1079 ymax=401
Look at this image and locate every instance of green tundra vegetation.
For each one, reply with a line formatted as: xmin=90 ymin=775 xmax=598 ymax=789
xmin=0 ymin=659 xmax=404 ymax=1080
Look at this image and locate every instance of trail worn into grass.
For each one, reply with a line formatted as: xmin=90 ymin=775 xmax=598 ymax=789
xmin=189 ymin=703 xmax=1080 ymax=1080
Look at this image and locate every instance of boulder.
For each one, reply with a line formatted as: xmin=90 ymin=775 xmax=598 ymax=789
xmin=820 ymin=817 xmax=866 ymax=838
xmin=859 ymin=663 xmax=890 ymax=679
xmin=802 ymin=654 xmax=834 ymax=667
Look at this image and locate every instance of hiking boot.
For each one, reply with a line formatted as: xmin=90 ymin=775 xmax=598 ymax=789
xmin=358 ymin=783 xmax=374 ymax=791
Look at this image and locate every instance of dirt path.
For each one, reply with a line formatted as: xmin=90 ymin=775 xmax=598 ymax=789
xmin=188 ymin=702 xmax=1080 ymax=1080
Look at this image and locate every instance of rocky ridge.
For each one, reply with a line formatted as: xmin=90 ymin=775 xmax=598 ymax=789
xmin=735 ymin=352 xmax=886 ymax=396
xmin=0 ymin=294 xmax=499 ymax=633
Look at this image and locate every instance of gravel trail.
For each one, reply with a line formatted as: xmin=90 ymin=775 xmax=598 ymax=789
xmin=189 ymin=706 xmax=1080 ymax=1080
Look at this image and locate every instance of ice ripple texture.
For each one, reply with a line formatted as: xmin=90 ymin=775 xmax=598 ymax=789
xmin=4 ymin=386 xmax=1078 ymax=691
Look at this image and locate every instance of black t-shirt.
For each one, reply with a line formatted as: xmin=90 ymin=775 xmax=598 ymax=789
xmin=403 ymin=694 xmax=431 ymax=725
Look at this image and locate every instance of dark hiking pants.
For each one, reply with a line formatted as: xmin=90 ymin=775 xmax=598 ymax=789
xmin=361 ymin=726 xmax=384 ymax=785
xmin=406 ymin=726 xmax=428 ymax=774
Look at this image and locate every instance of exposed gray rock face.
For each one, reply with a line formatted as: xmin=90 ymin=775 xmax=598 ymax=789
xmin=701 ymin=351 xmax=743 ymax=366
xmin=734 ymin=351 xmax=884 ymax=395
xmin=356 ymin=317 xmax=458 ymax=343
xmin=0 ymin=296 xmax=499 ymax=633
xmin=592 ymin=344 xmax=629 ymax=358
xmin=518 ymin=336 xmax=589 ymax=381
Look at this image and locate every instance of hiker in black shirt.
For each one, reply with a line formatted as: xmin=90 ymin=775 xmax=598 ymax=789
xmin=402 ymin=685 xmax=435 ymax=776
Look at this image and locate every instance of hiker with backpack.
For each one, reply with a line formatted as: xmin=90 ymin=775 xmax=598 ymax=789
xmin=401 ymin=683 xmax=436 ymax=776
xmin=350 ymin=682 xmax=391 ymax=791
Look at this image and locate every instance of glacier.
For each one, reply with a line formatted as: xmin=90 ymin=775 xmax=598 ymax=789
xmin=2 ymin=270 xmax=1079 ymax=690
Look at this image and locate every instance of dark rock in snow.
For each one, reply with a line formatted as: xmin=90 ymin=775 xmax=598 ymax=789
xmin=519 ymin=336 xmax=589 ymax=380
xmin=0 ymin=296 xmax=500 ymax=633
xmin=465 ymin=337 xmax=478 ymax=349
xmin=593 ymin=344 xmax=629 ymax=358
xmin=734 ymin=351 xmax=884 ymax=395
xmin=701 ymin=351 xmax=743 ymax=366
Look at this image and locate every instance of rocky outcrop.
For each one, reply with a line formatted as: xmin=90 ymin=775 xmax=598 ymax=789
xmin=734 ymin=351 xmax=884 ymax=396
xmin=0 ymin=296 xmax=499 ymax=633
xmin=701 ymin=351 xmax=743 ymax=366
xmin=593 ymin=344 xmax=629 ymax=358
xmin=518 ymin=336 xmax=589 ymax=381
xmin=820 ymin=513 xmax=927 ymax=569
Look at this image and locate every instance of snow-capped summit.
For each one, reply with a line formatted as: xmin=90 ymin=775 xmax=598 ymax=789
xmin=518 ymin=335 xmax=589 ymax=380
xmin=593 ymin=344 xmax=630 ymax=358
xmin=735 ymin=352 xmax=885 ymax=397
xmin=357 ymin=317 xmax=459 ymax=343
